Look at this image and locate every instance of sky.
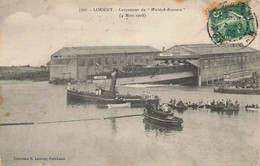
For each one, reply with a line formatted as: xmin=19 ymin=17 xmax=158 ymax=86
xmin=0 ymin=0 xmax=259 ymax=66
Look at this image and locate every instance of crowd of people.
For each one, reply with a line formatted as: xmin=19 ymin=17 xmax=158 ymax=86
xmin=245 ymin=104 xmax=259 ymax=108
xmin=169 ymin=98 xmax=204 ymax=108
xmin=210 ymin=99 xmax=240 ymax=109
xmin=168 ymin=98 xmax=242 ymax=109
xmin=142 ymin=91 xmax=156 ymax=100
xmin=145 ymin=97 xmax=260 ymax=117
xmin=169 ymin=98 xmax=186 ymax=107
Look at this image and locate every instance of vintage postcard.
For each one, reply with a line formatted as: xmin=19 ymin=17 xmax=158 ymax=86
xmin=0 ymin=0 xmax=260 ymax=166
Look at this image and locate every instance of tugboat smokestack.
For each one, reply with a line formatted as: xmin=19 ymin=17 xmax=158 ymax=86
xmin=110 ymin=68 xmax=118 ymax=93
xmin=162 ymin=47 xmax=165 ymax=52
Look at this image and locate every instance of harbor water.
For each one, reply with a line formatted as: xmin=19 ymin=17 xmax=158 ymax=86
xmin=0 ymin=80 xmax=260 ymax=166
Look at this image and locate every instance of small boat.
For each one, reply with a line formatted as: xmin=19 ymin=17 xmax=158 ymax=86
xmin=197 ymin=104 xmax=204 ymax=109
xmin=143 ymin=119 xmax=183 ymax=131
xmin=107 ymin=102 xmax=131 ymax=109
xmin=189 ymin=104 xmax=204 ymax=109
xmin=214 ymin=72 xmax=260 ymax=95
xmin=205 ymin=104 xmax=211 ymax=109
xmin=245 ymin=105 xmax=259 ymax=112
xmin=188 ymin=103 xmax=198 ymax=109
xmin=175 ymin=105 xmax=188 ymax=111
xmin=143 ymin=104 xmax=183 ymax=127
xmin=245 ymin=107 xmax=260 ymax=112
xmin=168 ymin=103 xmax=188 ymax=111
xmin=167 ymin=103 xmax=176 ymax=109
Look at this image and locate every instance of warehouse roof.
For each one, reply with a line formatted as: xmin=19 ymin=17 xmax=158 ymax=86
xmin=52 ymin=46 xmax=160 ymax=57
xmin=165 ymin=44 xmax=259 ymax=56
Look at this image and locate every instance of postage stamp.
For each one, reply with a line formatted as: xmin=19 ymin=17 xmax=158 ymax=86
xmin=206 ymin=1 xmax=258 ymax=47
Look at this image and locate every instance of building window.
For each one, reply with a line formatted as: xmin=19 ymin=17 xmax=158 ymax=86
xmin=120 ymin=57 xmax=124 ymax=63
xmin=127 ymin=58 xmax=131 ymax=65
xmin=210 ymin=59 xmax=214 ymax=67
xmin=146 ymin=58 xmax=149 ymax=64
xmin=79 ymin=58 xmax=85 ymax=66
xmin=112 ymin=57 xmax=117 ymax=64
xmin=96 ymin=58 xmax=102 ymax=66
xmin=88 ymin=58 xmax=94 ymax=66
xmin=139 ymin=57 xmax=143 ymax=62
xmin=134 ymin=56 xmax=138 ymax=63
xmin=204 ymin=60 xmax=209 ymax=68
xmin=105 ymin=57 xmax=109 ymax=65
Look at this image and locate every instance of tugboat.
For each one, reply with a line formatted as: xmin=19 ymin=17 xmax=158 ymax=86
xmin=143 ymin=103 xmax=183 ymax=127
xmin=67 ymin=68 xmax=160 ymax=108
xmin=168 ymin=99 xmax=188 ymax=111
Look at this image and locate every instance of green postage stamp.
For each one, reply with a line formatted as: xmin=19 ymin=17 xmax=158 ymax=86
xmin=207 ymin=1 xmax=258 ymax=47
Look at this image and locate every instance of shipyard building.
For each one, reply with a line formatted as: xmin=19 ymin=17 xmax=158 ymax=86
xmin=50 ymin=46 xmax=160 ymax=82
xmin=158 ymin=44 xmax=260 ymax=86
xmin=50 ymin=44 xmax=260 ymax=86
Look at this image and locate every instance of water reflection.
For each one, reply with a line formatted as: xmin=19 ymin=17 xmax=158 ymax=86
xmin=175 ymin=109 xmax=185 ymax=114
xmin=110 ymin=118 xmax=117 ymax=135
xmin=67 ymin=100 xmax=108 ymax=109
xmin=210 ymin=109 xmax=239 ymax=116
xmin=143 ymin=119 xmax=183 ymax=133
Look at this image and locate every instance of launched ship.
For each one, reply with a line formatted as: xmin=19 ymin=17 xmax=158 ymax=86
xmin=88 ymin=63 xmax=196 ymax=85
xmin=67 ymin=68 xmax=160 ymax=108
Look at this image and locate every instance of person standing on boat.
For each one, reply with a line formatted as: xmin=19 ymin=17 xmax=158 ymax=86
xmin=211 ymin=100 xmax=215 ymax=106
xmin=235 ymin=100 xmax=239 ymax=108
xmin=161 ymin=104 xmax=169 ymax=113
xmin=148 ymin=92 xmax=151 ymax=99
xmin=207 ymin=98 xmax=209 ymax=105
xmin=226 ymin=99 xmax=229 ymax=107
xmin=67 ymin=82 xmax=71 ymax=90
xmin=199 ymin=99 xmax=203 ymax=105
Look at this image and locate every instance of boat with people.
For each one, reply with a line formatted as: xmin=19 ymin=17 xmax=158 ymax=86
xmin=214 ymin=86 xmax=260 ymax=95
xmin=168 ymin=98 xmax=188 ymax=111
xmin=205 ymin=104 xmax=211 ymax=109
xmin=143 ymin=103 xmax=183 ymax=127
xmin=245 ymin=104 xmax=259 ymax=112
xmin=187 ymin=101 xmax=204 ymax=109
xmin=210 ymin=99 xmax=240 ymax=112
xmin=67 ymin=68 xmax=160 ymax=108
xmin=214 ymin=71 xmax=260 ymax=95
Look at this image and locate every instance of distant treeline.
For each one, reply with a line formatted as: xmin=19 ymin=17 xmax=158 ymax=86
xmin=0 ymin=66 xmax=50 ymax=81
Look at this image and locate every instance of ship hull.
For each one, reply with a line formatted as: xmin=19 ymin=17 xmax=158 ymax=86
xmin=92 ymin=71 xmax=194 ymax=85
xmin=67 ymin=89 xmax=159 ymax=108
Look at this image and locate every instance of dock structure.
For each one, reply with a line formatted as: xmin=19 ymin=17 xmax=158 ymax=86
xmin=156 ymin=44 xmax=260 ymax=86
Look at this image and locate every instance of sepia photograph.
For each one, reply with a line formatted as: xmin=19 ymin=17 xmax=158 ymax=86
xmin=0 ymin=0 xmax=260 ymax=165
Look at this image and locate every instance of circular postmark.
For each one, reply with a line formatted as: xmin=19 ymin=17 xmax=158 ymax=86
xmin=206 ymin=1 xmax=258 ymax=49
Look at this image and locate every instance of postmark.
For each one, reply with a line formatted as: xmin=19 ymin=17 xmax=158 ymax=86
xmin=205 ymin=1 xmax=258 ymax=48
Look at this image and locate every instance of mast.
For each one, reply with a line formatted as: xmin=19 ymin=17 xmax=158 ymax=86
xmin=110 ymin=68 xmax=118 ymax=93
